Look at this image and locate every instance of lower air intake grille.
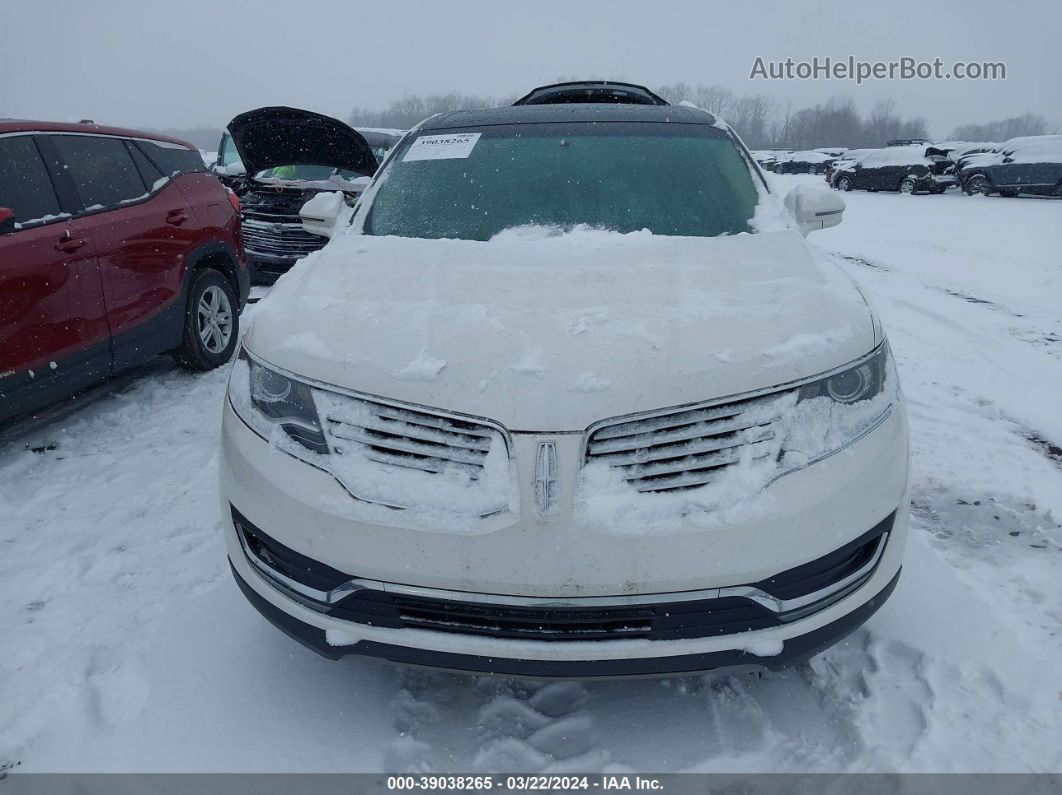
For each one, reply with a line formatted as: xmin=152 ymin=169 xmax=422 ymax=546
xmin=386 ymin=594 xmax=779 ymax=641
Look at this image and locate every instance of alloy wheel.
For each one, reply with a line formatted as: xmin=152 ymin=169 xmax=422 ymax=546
xmin=967 ymin=175 xmax=989 ymax=195
xmin=196 ymin=285 xmax=233 ymax=354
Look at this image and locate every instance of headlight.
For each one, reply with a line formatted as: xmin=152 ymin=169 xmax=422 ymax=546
xmin=796 ymin=342 xmax=888 ymax=405
xmin=229 ymin=350 xmax=329 ymax=455
xmin=781 ymin=342 xmax=897 ymax=469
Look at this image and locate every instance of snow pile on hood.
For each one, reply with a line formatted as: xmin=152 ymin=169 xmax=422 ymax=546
xmin=248 ymin=226 xmax=875 ymax=431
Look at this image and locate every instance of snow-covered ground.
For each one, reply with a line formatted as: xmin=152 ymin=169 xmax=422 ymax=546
xmin=1 ymin=176 xmax=1059 ymax=773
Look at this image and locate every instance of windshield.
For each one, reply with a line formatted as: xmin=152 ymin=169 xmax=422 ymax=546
xmin=218 ymin=132 xmax=241 ymax=167
xmin=364 ymin=123 xmax=760 ymax=240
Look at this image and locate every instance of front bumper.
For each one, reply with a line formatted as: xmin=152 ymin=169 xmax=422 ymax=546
xmin=247 ymin=253 xmax=298 ymax=285
xmin=221 ymin=391 xmax=910 ymax=675
xmin=231 ymin=559 xmax=900 ymax=677
xmin=925 ymin=174 xmax=958 ymax=190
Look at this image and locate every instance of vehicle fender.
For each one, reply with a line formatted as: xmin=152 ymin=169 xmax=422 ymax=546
xmin=181 ymin=241 xmax=248 ymax=310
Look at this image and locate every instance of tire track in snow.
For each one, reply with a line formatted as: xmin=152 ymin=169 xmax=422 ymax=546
xmin=832 ymin=250 xmax=1062 ymax=365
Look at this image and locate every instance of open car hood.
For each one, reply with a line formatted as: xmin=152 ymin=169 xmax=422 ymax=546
xmin=226 ymin=106 xmax=377 ymax=176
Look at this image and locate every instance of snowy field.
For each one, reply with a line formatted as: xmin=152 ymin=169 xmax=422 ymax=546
xmin=1 ymin=175 xmax=1060 ymax=773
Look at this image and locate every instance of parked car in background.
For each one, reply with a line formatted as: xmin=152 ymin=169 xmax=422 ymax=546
xmin=772 ymin=150 xmax=837 ymax=174
xmin=751 ymin=150 xmax=779 ymax=170
xmin=960 ymin=136 xmax=1062 ymax=197
xmin=213 ymin=107 xmax=379 ymax=284
xmin=825 ymin=148 xmax=875 ymax=185
xmin=886 ymin=138 xmax=930 ymax=147
xmin=947 ymin=142 xmax=999 ymax=173
xmin=223 ymin=96 xmax=909 ymax=678
xmin=832 ymin=146 xmax=956 ymax=194
xmin=214 ymin=126 xmax=403 ymax=188
xmin=0 ymin=119 xmax=247 ymax=425
xmin=355 ymin=128 xmax=405 ymax=164
xmin=751 ymin=150 xmax=792 ymax=172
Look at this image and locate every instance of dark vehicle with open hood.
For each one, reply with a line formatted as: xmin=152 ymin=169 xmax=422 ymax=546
xmin=832 ymin=146 xmax=956 ymax=194
xmin=959 ymin=136 xmax=1062 ymax=197
xmin=212 ymin=107 xmax=380 ymax=284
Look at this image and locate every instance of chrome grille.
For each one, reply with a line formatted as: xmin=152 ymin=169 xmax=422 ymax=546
xmin=242 ymin=215 xmax=326 ymax=260
xmin=585 ymin=395 xmax=786 ymax=493
xmin=324 ymin=399 xmax=500 ymax=480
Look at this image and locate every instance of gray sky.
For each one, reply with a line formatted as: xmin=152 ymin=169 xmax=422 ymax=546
xmin=3 ymin=0 xmax=1059 ymax=137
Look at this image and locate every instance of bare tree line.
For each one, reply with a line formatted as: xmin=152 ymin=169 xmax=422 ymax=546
xmin=348 ymin=85 xmax=1056 ymax=150
xmin=951 ymin=113 xmax=1051 ymax=143
xmin=143 ymin=87 xmax=1057 ymax=154
xmin=348 ymin=92 xmax=517 ymax=132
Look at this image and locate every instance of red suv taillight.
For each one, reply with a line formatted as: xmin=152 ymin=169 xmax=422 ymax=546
xmin=226 ymin=188 xmax=240 ymax=214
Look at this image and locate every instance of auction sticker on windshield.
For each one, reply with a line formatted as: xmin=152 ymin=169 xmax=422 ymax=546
xmin=403 ymin=132 xmax=481 ymax=161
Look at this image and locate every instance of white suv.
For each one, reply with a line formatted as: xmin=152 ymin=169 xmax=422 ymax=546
xmin=220 ymin=100 xmax=909 ymax=677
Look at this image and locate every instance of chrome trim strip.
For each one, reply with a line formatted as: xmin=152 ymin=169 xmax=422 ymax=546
xmin=239 ymin=531 xmax=340 ymax=605
xmin=721 ymin=532 xmax=888 ymax=615
xmin=533 ymin=440 xmax=559 ymax=517
xmin=237 ymin=519 xmax=888 ymax=615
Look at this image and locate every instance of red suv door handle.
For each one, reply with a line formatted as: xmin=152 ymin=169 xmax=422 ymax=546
xmin=55 ymin=237 xmax=87 ymax=253
xmin=166 ymin=210 xmax=189 ymax=226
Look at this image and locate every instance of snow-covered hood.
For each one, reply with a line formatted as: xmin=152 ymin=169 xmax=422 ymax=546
xmin=226 ymin=106 xmax=377 ymax=176
xmin=246 ymin=229 xmax=877 ymax=431
xmin=959 ymin=151 xmax=1004 ymax=171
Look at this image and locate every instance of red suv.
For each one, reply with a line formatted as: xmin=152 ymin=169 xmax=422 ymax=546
xmin=0 ymin=120 xmax=249 ymax=425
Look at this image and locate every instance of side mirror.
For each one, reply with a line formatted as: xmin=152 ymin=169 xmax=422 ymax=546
xmin=0 ymin=207 xmax=16 ymax=235
xmin=300 ymin=191 xmax=345 ymax=239
xmin=784 ymin=185 xmax=845 ymax=236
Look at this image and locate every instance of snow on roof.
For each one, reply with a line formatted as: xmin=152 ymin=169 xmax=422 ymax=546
xmin=858 ymin=147 xmax=932 ymax=167
xmin=1006 ymin=141 xmax=1062 ymax=163
xmin=1001 ymin=134 xmax=1062 ymax=152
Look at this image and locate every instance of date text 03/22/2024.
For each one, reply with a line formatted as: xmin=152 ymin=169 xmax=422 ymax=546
xmin=385 ymin=775 xmax=665 ymax=791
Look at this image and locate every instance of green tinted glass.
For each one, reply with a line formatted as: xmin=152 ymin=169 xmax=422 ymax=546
xmin=366 ymin=124 xmax=759 ymax=240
